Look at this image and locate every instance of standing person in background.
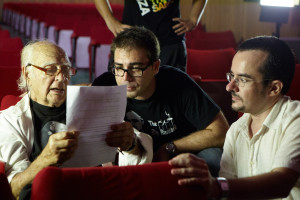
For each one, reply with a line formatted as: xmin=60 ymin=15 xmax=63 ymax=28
xmin=94 ymin=0 xmax=208 ymax=72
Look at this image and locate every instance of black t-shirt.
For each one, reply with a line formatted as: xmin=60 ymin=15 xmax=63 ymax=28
xmin=122 ymin=0 xmax=184 ymax=46
xmin=29 ymin=100 xmax=66 ymax=161
xmin=93 ymin=66 xmax=220 ymax=152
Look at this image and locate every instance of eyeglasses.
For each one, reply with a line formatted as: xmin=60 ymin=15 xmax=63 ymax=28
xmin=111 ymin=63 xmax=152 ymax=77
xmin=27 ymin=63 xmax=77 ymax=78
xmin=226 ymin=72 xmax=272 ymax=87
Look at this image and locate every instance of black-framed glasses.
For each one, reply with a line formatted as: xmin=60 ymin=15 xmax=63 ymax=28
xmin=27 ymin=63 xmax=77 ymax=78
xmin=226 ymin=72 xmax=272 ymax=87
xmin=111 ymin=63 xmax=152 ymax=77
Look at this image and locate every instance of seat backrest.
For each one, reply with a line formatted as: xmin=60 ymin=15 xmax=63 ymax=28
xmin=0 ymin=29 xmax=10 ymax=38
xmin=286 ymin=64 xmax=300 ymax=100
xmin=0 ymin=95 xmax=22 ymax=110
xmin=0 ymin=162 xmax=14 ymax=200
xmin=187 ymin=48 xmax=235 ymax=79
xmin=186 ymin=30 xmax=236 ymax=50
xmin=0 ymin=66 xmax=22 ymax=104
xmin=90 ymin=25 xmax=114 ymax=45
xmin=0 ymin=51 xmax=21 ymax=66
xmin=31 ymin=162 xmax=203 ymax=200
xmin=0 ymin=37 xmax=23 ymax=52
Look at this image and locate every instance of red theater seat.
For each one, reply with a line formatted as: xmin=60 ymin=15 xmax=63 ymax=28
xmin=31 ymin=162 xmax=203 ymax=200
xmin=286 ymin=64 xmax=300 ymax=100
xmin=0 ymin=37 xmax=23 ymax=53
xmin=0 ymin=95 xmax=22 ymax=110
xmin=0 ymin=52 xmax=21 ymax=67
xmin=187 ymin=48 xmax=235 ymax=80
xmin=0 ymin=162 xmax=13 ymax=200
xmin=186 ymin=30 xmax=236 ymax=50
xmin=0 ymin=66 xmax=22 ymax=104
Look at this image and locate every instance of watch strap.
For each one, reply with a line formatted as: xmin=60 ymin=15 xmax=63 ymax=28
xmin=216 ymin=177 xmax=229 ymax=198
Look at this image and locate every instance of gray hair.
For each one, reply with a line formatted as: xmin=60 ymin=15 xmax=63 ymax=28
xmin=17 ymin=40 xmax=70 ymax=93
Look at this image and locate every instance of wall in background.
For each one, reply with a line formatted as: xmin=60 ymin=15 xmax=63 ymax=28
xmin=1 ymin=0 xmax=299 ymax=43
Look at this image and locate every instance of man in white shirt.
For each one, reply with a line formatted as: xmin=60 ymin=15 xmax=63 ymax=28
xmin=169 ymin=36 xmax=300 ymax=199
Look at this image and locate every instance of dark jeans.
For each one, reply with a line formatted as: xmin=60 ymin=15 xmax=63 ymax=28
xmin=160 ymin=41 xmax=187 ymax=72
xmin=19 ymin=183 xmax=32 ymax=200
xmin=195 ymin=147 xmax=223 ymax=177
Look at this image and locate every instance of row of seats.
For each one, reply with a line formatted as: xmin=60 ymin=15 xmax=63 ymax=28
xmin=2 ymin=2 xmax=118 ymax=81
xmin=0 ymin=28 xmax=23 ymax=103
xmin=0 ymin=161 xmax=201 ymax=200
xmin=186 ymin=30 xmax=237 ymax=50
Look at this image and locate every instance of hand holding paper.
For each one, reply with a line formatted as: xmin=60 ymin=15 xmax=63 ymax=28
xmin=63 ymin=85 xmax=127 ymax=167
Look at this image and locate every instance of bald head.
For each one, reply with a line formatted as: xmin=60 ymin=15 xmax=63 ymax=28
xmin=21 ymin=40 xmax=70 ymax=67
xmin=18 ymin=40 xmax=71 ymax=93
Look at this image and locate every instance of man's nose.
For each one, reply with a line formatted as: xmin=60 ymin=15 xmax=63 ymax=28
xmin=123 ymin=71 xmax=133 ymax=81
xmin=226 ymin=79 xmax=239 ymax=92
xmin=55 ymin=70 xmax=68 ymax=81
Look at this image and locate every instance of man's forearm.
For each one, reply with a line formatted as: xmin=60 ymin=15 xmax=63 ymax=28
xmin=174 ymin=111 xmax=228 ymax=153
xmin=10 ymin=158 xmax=49 ymax=199
xmin=224 ymin=168 xmax=299 ymax=199
xmin=189 ymin=0 xmax=208 ymax=26
xmin=94 ymin=0 xmax=115 ymax=24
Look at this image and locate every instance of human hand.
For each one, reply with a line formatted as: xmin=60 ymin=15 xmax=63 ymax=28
xmin=172 ymin=17 xmax=197 ymax=35
xmin=105 ymin=121 xmax=135 ymax=151
xmin=107 ymin=19 xmax=132 ymax=36
xmin=38 ymin=131 xmax=79 ymax=166
xmin=169 ymin=153 xmax=215 ymax=197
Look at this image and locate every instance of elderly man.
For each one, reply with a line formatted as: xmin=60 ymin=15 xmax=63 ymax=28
xmin=169 ymin=36 xmax=300 ymax=199
xmin=92 ymin=27 xmax=229 ymax=177
xmin=0 ymin=40 xmax=152 ymax=200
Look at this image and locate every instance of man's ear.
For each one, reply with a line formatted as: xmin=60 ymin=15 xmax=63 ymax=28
xmin=22 ymin=66 xmax=28 ymax=79
xmin=152 ymin=59 xmax=160 ymax=75
xmin=269 ymin=80 xmax=283 ymax=96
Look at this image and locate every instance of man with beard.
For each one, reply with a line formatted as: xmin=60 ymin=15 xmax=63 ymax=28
xmin=169 ymin=36 xmax=300 ymax=199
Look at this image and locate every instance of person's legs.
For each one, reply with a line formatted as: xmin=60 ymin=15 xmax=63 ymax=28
xmin=160 ymin=41 xmax=187 ymax=72
xmin=195 ymin=147 xmax=223 ymax=177
xmin=19 ymin=183 xmax=32 ymax=200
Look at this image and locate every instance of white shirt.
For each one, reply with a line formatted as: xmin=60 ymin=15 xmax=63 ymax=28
xmin=0 ymin=95 xmax=153 ymax=183
xmin=220 ymin=96 xmax=300 ymax=200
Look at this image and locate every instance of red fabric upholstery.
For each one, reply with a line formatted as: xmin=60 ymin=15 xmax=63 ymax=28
xmin=186 ymin=30 xmax=236 ymax=50
xmin=286 ymin=64 xmax=300 ymax=100
xmin=187 ymin=48 xmax=235 ymax=79
xmin=0 ymin=30 xmax=10 ymax=38
xmin=0 ymin=52 xmax=21 ymax=67
xmin=0 ymin=37 xmax=23 ymax=53
xmin=0 ymin=95 xmax=22 ymax=110
xmin=31 ymin=162 xmax=203 ymax=200
xmin=0 ymin=66 xmax=22 ymax=105
xmin=0 ymin=162 xmax=13 ymax=200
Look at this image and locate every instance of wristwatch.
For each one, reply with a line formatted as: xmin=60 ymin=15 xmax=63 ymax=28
xmin=165 ymin=142 xmax=176 ymax=156
xmin=216 ymin=177 xmax=229 ymax=198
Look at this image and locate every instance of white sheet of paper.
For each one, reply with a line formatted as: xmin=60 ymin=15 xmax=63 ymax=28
xmin=62 ymin=85 xmax=127 ymax=167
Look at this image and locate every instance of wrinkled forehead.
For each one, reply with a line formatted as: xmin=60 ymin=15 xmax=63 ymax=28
xmin=28 ymin=42 xmax=70 ymax=66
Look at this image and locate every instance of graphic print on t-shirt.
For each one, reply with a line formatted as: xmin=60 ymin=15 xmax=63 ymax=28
xmin=136 ymin=0 xmax=174 ymax=16
xmin=40 ymin=121 xmax=67 ymax=148
xmin=126 ymin=110 xmax=177 ymax=136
